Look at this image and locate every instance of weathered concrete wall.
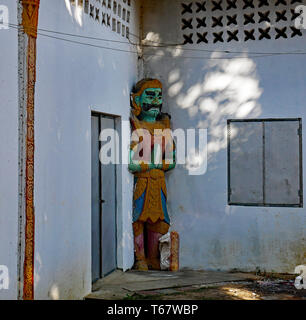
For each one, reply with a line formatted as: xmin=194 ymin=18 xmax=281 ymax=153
xmin=0 ymin=0 xmax=19 ymax=300
xmin=34 ymin=0 xmax=138 ymax=299
xmin=142 ymin=0 xmax=306 ymax=272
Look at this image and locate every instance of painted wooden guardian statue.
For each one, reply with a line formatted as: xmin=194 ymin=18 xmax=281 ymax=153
xmin=129 ymin=79 xmax=176 ymax=270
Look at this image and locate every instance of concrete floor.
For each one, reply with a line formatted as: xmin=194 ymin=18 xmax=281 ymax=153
xmin=86 ymin=269 xmax=261 ymax=300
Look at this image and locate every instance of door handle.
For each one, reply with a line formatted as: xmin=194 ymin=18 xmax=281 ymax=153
xmin=100 ymin=199 xmax=105 ymax=203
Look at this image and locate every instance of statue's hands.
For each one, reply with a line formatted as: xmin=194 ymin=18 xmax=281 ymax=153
xmin=154 ymin=163 xmax=163 ymax=170
xmin=148 ymin=163 xmax=162 ymax=170
xmin=148 ymin=163 xmax=163 ymax=170
xmin=148 ymin=163 xmax=155 ymax=170
xmin=149 ymin=162 xmax=164 ymax=170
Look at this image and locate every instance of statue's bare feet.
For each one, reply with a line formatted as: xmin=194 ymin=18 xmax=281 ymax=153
xmin=134 ymin=259 xmax=148 ymax=271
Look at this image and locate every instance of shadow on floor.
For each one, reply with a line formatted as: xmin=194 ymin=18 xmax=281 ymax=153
xmin=86 ymin=269 xmax=269 ymax=300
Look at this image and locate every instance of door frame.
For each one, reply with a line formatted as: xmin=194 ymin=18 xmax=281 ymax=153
xmin=91 ymin=111 xmax=120 ymax=282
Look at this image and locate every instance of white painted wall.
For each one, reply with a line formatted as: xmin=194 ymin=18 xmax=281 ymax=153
xmin=1 ymin=0 xmax=304 ymax=301
xmin=142 ymin=0 xmax=306 ymax=272
xmin=34 ymin=0 xmax=138 ymax=299
xmin=0 ymin=0 xmax=19 ymax=300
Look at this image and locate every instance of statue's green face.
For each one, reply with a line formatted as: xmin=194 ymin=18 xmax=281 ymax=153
xmin=138 ymin=88 xmax=162 ymax=119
